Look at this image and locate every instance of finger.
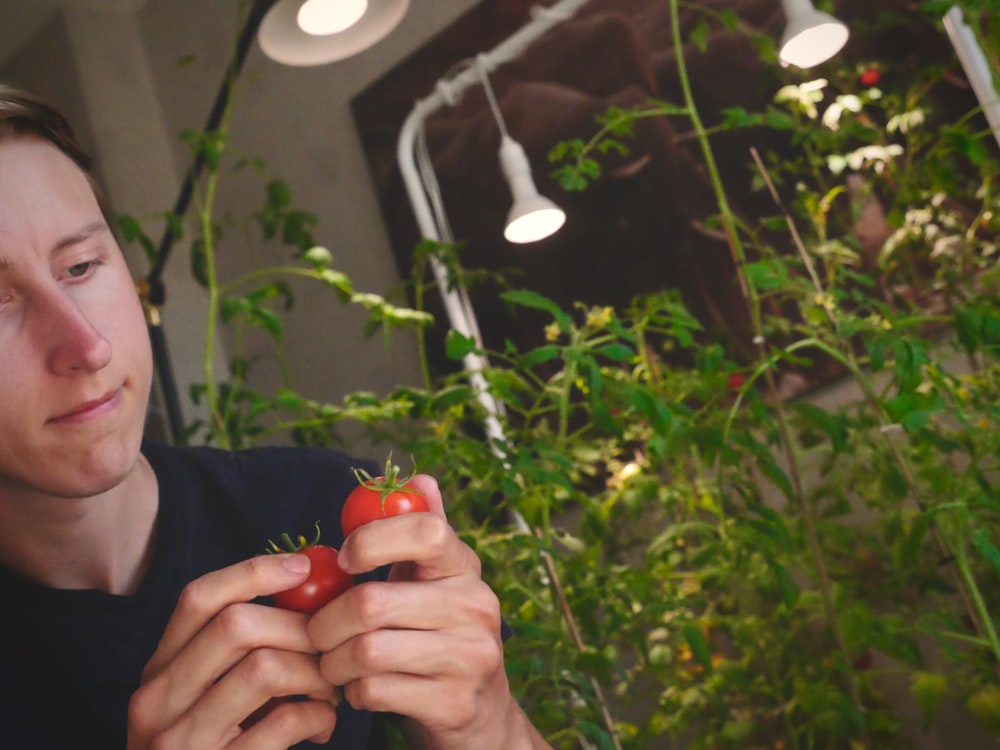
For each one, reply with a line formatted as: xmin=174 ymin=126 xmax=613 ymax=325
xmin=191 ymin=649 xmax=333 ymax=740
xmin=317 ymin=627 xmax=502 ymax=691
xmin=308 ymin=577 xmax=501 ymax=652
xmin=132 ymin=647 xmax=335 ymax=749
xmin=150 ymin=602 xmax=319 ymax=722
xmin=407 ymin=473 xmax=445 ymax=518
xmin=233 ymin=698 xmax=338 ymax=749
xmin=144 ymin=554 xmax=312 ymax=681
xmin=338 ymin=512 xmax=479 ymax=581
xmin=340 ymin=670 xmax=493 ymax=737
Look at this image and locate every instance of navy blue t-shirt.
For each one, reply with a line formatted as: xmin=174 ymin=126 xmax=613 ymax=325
xmin=0 ymin=440 xmax=387 ymax=749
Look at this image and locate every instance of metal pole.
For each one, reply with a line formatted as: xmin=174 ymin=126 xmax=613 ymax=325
xmin=395 ymin=0 xmax=593 ymax=453
xmin=943 ymin=5 xmax=1000 ymax=152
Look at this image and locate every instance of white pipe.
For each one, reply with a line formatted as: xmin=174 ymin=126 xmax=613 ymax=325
xmin=943 ymin=5 xmax=1000 ymax=152
xmin=396 ymin=0 xmax=594 ymax=456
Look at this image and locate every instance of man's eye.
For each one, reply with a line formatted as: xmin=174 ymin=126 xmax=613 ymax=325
xmin=66 ymin=261 xmax=96 ymax=278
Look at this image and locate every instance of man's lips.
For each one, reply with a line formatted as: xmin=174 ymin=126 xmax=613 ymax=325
xmin=50 ymin=388 xmax=121 ymax=424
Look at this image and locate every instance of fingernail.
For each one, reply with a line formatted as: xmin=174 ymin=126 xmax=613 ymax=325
xmin=283 ymin=554 xmax=310 ymax=574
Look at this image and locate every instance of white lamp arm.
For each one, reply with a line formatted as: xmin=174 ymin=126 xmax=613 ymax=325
xmin=395 ymin=0 xmax=594 ymax=454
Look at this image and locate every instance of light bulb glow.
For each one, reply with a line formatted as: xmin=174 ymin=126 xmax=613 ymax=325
xmin=780 ymin=21 xmax=849 ymax=68
xmin=505 ymin=206 xmax=566 ymax=244
xmin=297 ymin=0 xmax=369 ymax=36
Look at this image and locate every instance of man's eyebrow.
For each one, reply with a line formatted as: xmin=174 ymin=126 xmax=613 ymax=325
xmin=53 ymin=221 xmax=109 ymax=253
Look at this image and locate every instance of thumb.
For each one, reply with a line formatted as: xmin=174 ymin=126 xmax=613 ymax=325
xmin=407 ymin=473 xmax=446 ymax=519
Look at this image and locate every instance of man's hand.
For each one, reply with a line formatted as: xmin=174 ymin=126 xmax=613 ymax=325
xmin=307 ymin=474 xmax=551 ymax=750
xmin=127 ymin=554 xmax=338 ymax=749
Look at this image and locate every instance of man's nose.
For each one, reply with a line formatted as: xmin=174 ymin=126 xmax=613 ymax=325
xmin=40 ymin=289 xmax=113 ymax=376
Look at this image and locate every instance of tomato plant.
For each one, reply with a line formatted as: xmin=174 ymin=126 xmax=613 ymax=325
xmin=342 ymin=457 xmax=429 ymax=537
xmin=266 ymin=525 xmax=353 ymax=613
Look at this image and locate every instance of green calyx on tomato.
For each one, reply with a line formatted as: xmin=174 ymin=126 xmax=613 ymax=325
xmin=342 ymin=455 xmax=430 ymax=538
xmin=265 ymin=522 xmax=353 ymax=614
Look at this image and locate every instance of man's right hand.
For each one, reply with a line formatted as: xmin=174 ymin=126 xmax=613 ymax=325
xmin=126 ymin=553 xmax=338 ymax=749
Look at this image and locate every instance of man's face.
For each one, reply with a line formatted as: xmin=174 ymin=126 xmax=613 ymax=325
xmin=0 ymin=135 xmax=152 ymax=500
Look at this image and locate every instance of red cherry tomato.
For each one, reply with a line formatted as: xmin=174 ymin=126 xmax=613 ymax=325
xmin=341 ymin=479 xmax=430 ymax=538
xmin=272 ymin=545 xmax=352 ymax=613
xmin=860 ymin=67 xmax=882 ymax=87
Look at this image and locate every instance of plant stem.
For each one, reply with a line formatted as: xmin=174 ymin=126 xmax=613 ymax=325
xmin=668 ymin=0 xmax=869 ymax=739
xmin=557 ymin=337 xmax=580 ymax=444
xmin=750 ymin=147 xmax=1000 ymax=678
xmin=953 ymin=516 xmax=1000 ymax=666
xmin=200 ymin=162 xmax=227 ymax=447
xmin=535 ymin=533 xmax=623 ymax=750
xmin=410 ymin=254 xmax=434 ymax=389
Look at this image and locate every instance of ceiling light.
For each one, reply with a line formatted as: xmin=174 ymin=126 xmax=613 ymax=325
xmin=779 ymin=0 xmax=849 ymax=69
xmin=297 ymin=0 xmax=368 ymax=36
xmin=499 ymin=136 xmax=566 ymax=244
xmin=258 ymin=0 xmax=408 ymax=66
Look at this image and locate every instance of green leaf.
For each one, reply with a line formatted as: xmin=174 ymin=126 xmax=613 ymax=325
xmin=771 ymin=560 xmax=799 ymax=607
xmin=519 ymin=345 xmax=561 ymax=367
xmin=880 ymin=462 xmax=909 ymax=500
xmin=266 ymin=178 xmax=292 ymax=209
xmin=501 ymin=289 xmax=573 ymax=331
xmin=756 ymin=455 xmax=794 ymax=502
xmin=201 ymin=130 xmax=225 ymax=171
xmin=942 ymin=126 xmax=992 ymax=167
xmin=971 ymin=526 xmax=1000 ymax=575
xmin=682 ymin=623 xmax=713 ymax=674
xmin=595 ymin=343 xmax=635 ymax=362
xmin=968 ymin=685 xmax=1000 ymax=735
xmin=910 ymin=672 xmax=948 ymax=721
xmin=690 ymin=19 xmax=710 ymax=52
xmin=718 ymin=9 xmax=739 ymax=31
xmin=116 ymin=213 xmax=158 ymax=266
xmin=429 ymin=385 xmax=474 ymax=411
xmin=893 ymin=338 xmax=928 ymax=392
xmin=282 ymin=209 xmax=318 ymax=250
xmin=867 ymin=337 xmax=887 ymax=372
xmin=901 ymin=512 xmax=933 ymax=566
xmin=445 ymin=330 xmax=478 ymax=359
xmin=250 ymin=307 xmax=283 ymax=339
xmin=190 ymin=238 xmax=209 ymax=288
xmin=274 ymin=388 xmax=305 ymax=410
xmin=748 ymin=504 xmax=794 ymax=552
xmin=220 ymin=296 xmax=247 ymax=323
xmin=745 ymin=259 xmax=788 ymax=291
xmin=720 ymin=106 xmax=763 ymax=129
xmin=883 ymin=391 xmax=941 ymax=428
xmin=794 ymin=402 xmax=848 ymax=453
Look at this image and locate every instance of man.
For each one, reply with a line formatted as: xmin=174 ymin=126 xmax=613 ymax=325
xmin=0 ymin=83 xmax=551 ymax=749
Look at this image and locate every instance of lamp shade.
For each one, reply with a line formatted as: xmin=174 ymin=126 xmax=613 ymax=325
xmin=779 ymin=0 xmax=849 ymax=69
xmin=499 ymin=136 xmax=566 ymax=244
xmin=258 ymin=0 xmax=408 ymax=66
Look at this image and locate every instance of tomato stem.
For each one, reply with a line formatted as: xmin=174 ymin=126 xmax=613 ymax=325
xmin=265 ymin=521 xmax=323 ymax=554
xmin=351 ymin=454 xmax=424 ymax=511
